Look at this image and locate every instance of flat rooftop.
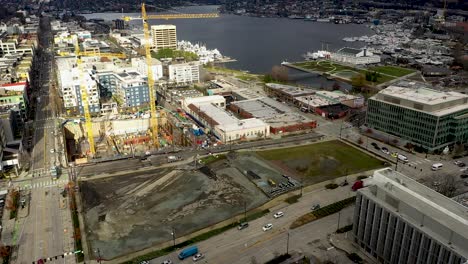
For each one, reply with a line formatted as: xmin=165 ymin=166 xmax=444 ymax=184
xmin=361 ymin=168 xmax=468 ymax=258
xmin=372 ymin=86 xmax=468 ymax=116
xmin=265 ymin=83 xmax=314 ymax=97
xmin=232 ymin=97 xmax=313 ymax=127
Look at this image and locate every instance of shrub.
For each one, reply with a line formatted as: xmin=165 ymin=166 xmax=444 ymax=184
xmin=285 ymin=194 xmax=302 ymax=204
xmin=347 ymin=253 xmax=363 ymax=264
xmin=336 ymin=224 xmax=353 ymax=233
xmin=265 ymin=253 xmax=291 ymax=264
xmin=356 ymin=175 xmax=368 ymax=180
xmin=325 ymin=183 xmax=339 ymax=189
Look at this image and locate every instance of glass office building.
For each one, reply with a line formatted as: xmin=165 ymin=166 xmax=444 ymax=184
xmin=367 ymin=86 xmax=468 ymax=152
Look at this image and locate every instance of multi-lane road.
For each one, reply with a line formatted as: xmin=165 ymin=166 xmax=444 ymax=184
xmin=9 ymin=16 xmax=76 ymax=264
xmin=148 ymin=184 xmax=357 ymax=264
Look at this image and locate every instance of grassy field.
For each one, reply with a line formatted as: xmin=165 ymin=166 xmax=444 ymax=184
xmin=368 ymin=65 xmax=415 ymax=77
xmin=293 ymin=61 xmax=415 ymax=85
xmin=256 ymin=140 xmax=384 ymax=184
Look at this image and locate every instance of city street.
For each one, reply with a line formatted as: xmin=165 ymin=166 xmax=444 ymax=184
xmin=8 ymin=16 xmax=76 ymax=264
xmin=149 ymin=185 xmax=357 ymax=264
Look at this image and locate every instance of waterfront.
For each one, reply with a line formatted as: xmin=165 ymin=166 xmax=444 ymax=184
xmin=84 ymin=5 xmax=372 ymax=75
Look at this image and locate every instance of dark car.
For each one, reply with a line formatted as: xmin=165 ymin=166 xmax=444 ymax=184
xmin=371 ymin=142 xmax=378 ymax=147
xmin=238 ymin=222 xmax=249 ymax=230
xmin=460 ymin=174 xmax=468 ymax=179
xmin=458 ymin=162 xmax=466 ymax=167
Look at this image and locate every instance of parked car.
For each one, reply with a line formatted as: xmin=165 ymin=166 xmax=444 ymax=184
xmin=161 ymin=261 xmax=173 ymax=264
xmin=139 ymin=261 xmax=149 ymax=264
xmin=273 ymin=211 xmax=284 ymax=219
xmin=238 ymin=222 xmax=249 ymax=230
xmin=311 ymin=204 xmax=320 ymax=210
xmin=371 ymin=142 xmax=378 ymax=147
xmin=454 ymin=160 xmax=462 ymax=165
xmin=381 ymin=147 xmax=390 ymax=155
xmin=391 ymin=152 xmax=398 ymax=158
xmin=192 ymin=253 xmax=205 ymax=262
xmin=262 ymin=223 xmax=273 ymax=231
xmin=460 ymin=174 xmax=468 ymax=179
xmin=458 ymin=162 xmax=466 ymax=167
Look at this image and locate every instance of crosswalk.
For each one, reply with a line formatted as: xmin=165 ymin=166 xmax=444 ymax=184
xmin=406 ymin=158 xmax=431 ymax=167
xmin=17 ymin=179 xmax=69 ymax=191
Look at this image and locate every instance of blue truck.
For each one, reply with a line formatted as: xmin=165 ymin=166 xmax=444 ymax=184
xmin=178 ymin=245 xmax=198 ymax=260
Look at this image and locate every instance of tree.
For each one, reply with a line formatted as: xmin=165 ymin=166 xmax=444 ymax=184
xmin=351 ymin=74 xmax=366 ymax=88
xmin=432 ymin=174 xmax=458 ymax=197
xmin=332 ymin=82 xmax=341 ymax=91
xmin=271 ymin=65 xmax=288 ymax=82
xmin=404 ymin=142 xmax=414 ymax=152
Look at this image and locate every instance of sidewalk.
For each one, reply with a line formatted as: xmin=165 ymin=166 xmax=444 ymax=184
xmin=329 ymin=232 xmax=375 ymax=264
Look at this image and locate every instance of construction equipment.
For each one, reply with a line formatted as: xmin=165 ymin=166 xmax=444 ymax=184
xmin=74 ymin=40 xmax=96 ymax=156
xmin=125 ymin=3 xmax=218 ymax=148
xmin=73 ymin=40 xmax=127 ymax=156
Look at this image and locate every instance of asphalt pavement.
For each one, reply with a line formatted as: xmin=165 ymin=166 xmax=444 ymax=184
xmin=9 ymin=17 xmax=76 ymax=264
xmin=148 ymin=184 xmax=357 ymax=264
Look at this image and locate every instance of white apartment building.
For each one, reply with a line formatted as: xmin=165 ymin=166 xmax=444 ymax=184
xmin=150 ymin=25 xmax=177 ymax=51
xmin=168 ymin=61 xmax=200 ymax=84
xmin=131 ymin=57 xmax=163 ymax=81
xmin=56 ymin=57 xmax=100 ymax=115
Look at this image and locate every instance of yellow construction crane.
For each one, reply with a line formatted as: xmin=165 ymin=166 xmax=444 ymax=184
xmin=124 ymin=3 xmax=218 ymax=148
xmin=74 ymin=40 xmax=96 ymax=156
xmin=73 ymin=40 xmax=128 ymax=156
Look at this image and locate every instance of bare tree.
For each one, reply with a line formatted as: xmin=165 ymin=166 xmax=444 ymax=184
xmin=431 ymin=174 xmax=458 ymax=197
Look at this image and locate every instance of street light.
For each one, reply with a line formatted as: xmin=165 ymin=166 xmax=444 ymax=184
xmin=171 ymin=227 xmax=176 ymax=247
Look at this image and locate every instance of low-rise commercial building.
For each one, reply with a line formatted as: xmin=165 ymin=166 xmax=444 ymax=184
xmin=182 ymin=96 xmax=270 ymax=142
xmin=230 ymin=97 xmax=317 ymax=134
xmin=331 ymin=47 xmax=381 ymax=65
xmin=366 ymin=86 xmax=468 ymax=152
xmin=353 ymin=168 xmax=468 ymax=264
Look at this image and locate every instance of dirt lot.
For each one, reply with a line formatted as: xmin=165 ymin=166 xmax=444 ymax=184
xmin=81 ymin=164 xmax=268 ymax=259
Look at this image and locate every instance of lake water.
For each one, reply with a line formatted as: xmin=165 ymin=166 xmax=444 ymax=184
xmin=84 ymin=6 xmax=372 ymax=89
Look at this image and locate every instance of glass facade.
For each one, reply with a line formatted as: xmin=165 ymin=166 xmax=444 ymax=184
xmin=367 ymin=99 xmax=468 ymax=151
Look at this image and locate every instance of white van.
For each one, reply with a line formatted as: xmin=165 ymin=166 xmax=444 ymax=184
xmin=432 ymin=163 xmax=443 ymax=171
xmin=397 ymin=154 xmax=408 ymax=163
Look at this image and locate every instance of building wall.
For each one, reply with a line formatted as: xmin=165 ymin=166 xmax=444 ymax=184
xmin=121 ymin=84 xmax=150 ymax=107
xmin=353 ymin=192 xmax=467 ymax=264
xmin=131 ymin=58 xmax=163 ymax=81
xmin=366 ymin=98 xmax=468 ymax=151
xmin=214 ymin=124 xmax=270 ymax=143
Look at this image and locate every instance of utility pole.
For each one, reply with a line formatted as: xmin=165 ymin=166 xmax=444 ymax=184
xmin=395 ymin=155 xmax=399 ymax=171
xmin=337 ymin=211 xmax=341 ymax=230
xmin=286 ymin=232 xmax=290 ymax=255
xmin=244 ymin=201 xmax=247 ymax=222
xmin=96 ymin=248 xmax=102 ymax=264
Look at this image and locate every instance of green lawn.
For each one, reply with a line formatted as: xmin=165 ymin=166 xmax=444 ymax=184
xmin=368 ymin=66 xmax=416 ymax=77
xmin=256 ymin=140 xmax=384 ymax=184
xmin=293 ymin=61 xmax=414 ymax=85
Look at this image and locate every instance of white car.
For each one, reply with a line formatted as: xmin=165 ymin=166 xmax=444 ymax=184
xmin=262 ymin=223 xmax=273 ymax=231
xmin=161 ymin=261 xmax=172 ymax=264
xmin=192 ymin=253 xmax=204 ymax=262
xmin=273 ymin=211 xmax=284 ymax=219
xmin=50 ymin=149 xmax=55 ymax=153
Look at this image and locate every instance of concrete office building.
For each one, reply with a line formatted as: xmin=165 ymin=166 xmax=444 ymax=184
xmin=151 ymin=25 xmax=177 ymax=51
xmin=353 ymin=168 xmax=468 ymax=264
xmin=367 ymin=86 xmax=468 ymax=152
